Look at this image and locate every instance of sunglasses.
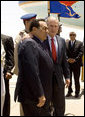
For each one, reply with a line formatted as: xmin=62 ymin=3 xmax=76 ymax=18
xmin=70 ymin=34 xmax=76 ymax=36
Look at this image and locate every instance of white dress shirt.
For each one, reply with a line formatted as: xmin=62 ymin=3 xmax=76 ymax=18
xmin=71 ymin=40 xmax=75 ymax=46
xmin=47 ymin=35 xmax=58 ymax=55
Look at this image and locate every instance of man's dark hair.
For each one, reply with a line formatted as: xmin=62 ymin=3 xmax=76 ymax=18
xmin=29 ymin=19 xmax=45 ymax=32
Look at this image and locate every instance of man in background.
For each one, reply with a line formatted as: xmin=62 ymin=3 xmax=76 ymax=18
xmin=57 ymin=22 xmax=62 ymax=36
xmin=1 ymin=39 xmax=6 ymax=116
xmin=66 ymin=32 xmax=84 ymax=98
xmin=12 ymin=13 xmax=37 ymax=75
xmin=1 ymin=34 xmax=14 ymax=116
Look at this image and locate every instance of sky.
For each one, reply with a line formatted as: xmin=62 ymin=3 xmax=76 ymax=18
xmin=1 ymin=1 xmax=84 ymax=42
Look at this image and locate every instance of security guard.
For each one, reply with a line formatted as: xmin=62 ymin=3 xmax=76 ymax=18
xmin=57 ymin=22 xmax=62 ymax=36
xmin=11 ymin=13 xmax=37 ymax=116
xmin=12 ymin=13 xmax=37 ymax=75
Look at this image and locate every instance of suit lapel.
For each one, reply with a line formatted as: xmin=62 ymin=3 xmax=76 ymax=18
xmin=73 ymin=40 xmax=76 ymax=48
xmin=44 ymin=38 xmax=52 ymax=58
xmin=69 ymin=41 xmax=71 ymax=49
xmin=69 ymin=40 xmax=76 ymax=50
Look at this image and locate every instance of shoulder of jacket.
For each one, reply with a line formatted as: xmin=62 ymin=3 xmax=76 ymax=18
xmin=56 ymin=35 xmax=65 ymax=41
xmin=1 ymin=34 xmax=13 ymax=45
xmin=75 ymin=40 xmax=83 ymax=46
xmin=1 ymin=34 xmax=13 ymax=40
xmin=21 ymin=38 xmax=37 ymax=49
xmin=76 ymin=40 xmax=83 ymax=43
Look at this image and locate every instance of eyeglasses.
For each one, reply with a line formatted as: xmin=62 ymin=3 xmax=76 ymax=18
xmin=70 ymin=34 xmax=76 ymax=36
xmin=39 ymin=26 xmax=48 ymax=31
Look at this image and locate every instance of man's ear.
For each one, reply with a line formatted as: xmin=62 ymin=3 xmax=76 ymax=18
xmin=32 ymin=27 xmax=37 ymax=32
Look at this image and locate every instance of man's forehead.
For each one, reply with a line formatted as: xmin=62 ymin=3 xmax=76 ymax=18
xmin=49 ymin=22 xmax=59 ymax=26
xmin=47 ymin=20 xmax=59 ymax=25
xmin=70 ymin=32 xmax=76 ymax=35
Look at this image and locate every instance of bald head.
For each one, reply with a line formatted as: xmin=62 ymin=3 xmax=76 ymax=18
xmin=46 ymin=16 xmax=59 ymax=38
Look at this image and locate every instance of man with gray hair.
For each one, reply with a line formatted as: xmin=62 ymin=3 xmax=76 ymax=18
xmin=44 ymin=16 xmax=70 ymax=116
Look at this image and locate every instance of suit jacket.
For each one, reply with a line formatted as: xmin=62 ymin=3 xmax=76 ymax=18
xmin=14 ymin=36 xmax=53 ymax=105
xmin=44 ymin=35 xmax=70 ymax=87
xmin=66 ymin=40 xmax=83 ymax=67
xmin=1 ymin=34 xmax=14 ymax=74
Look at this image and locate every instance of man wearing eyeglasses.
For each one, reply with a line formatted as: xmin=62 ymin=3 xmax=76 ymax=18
xmin=11 ymin=13 xmax=37 ymax=116
xmin=66 ymin=32 xmax=84 ymax=98
xmin=14 ymin=19 xmax=53 ymax=116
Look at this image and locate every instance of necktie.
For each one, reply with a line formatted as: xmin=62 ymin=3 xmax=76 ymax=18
xmin=71 ymin=41 xmax=74 ymax=47
xmin=51 ymin=38 xmax=57 ymax=62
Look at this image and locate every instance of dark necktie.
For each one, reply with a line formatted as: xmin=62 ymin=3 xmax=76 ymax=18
xmin=71 ymin=41 xmax=74 ymax=47
xmin=51 ymin=38 xmax=57 ymax=62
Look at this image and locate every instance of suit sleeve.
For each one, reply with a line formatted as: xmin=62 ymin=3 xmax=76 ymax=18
xmin=75 ymin=42 xmax=84 ymax=62
xmin=62 ymin=39 xmax=70 ymax=79
xmin=4 ymin=36 xmax=14 ymax=73
xmin=18 ymin=41 xmax=44 ymax=98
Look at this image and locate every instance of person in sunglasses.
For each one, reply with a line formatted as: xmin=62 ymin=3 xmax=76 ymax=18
xmin=66 ymin=32 xmax=84 ymax=98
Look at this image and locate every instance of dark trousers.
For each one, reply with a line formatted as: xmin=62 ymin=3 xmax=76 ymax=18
xmin=68 ymin=65 xmax=80 ymax=95
xmin=52 ymin=77 xmax=65 ymax=116
xmin=3 ymin=77 xmax=10 ymax=116
xmin=21 ymin=100 xmax=51 ymax=116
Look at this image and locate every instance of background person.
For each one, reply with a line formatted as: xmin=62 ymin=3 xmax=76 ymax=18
xmin=57 ymin=22 xmax=62 ymax=36
xmin=1 ymin=39 xmax=6 ymax=116
xmin=11 ymin=13 xmax=37 ymax=75
xmin=66 ymin=32 xmax=84 ymax=98
xmin=1 ymin=34 xmax=14 ymax=116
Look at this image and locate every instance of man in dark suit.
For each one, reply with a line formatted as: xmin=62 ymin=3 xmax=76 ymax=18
xmin=14 ymin=19 xmax=53 ymax=116
xmin=65 ymin=32 xmax=83 ymax=98
xmin=1 ymin=34 xmax=14 ymax=116
xmin=44 ymin=16 xmax=70 ymax=116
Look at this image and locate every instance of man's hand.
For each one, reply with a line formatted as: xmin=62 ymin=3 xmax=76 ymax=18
xmin=5 ymin=72 xmax=12 ymax=80
xmin=65 ymin=79 xmax=70 ymax=88
xmin=37 ymin=95 xmax=46 ymax=108
xmin=22 ymin=33 xmax=33 ymax=40
xmin=67 ymin=58 xmax=76 ymax=63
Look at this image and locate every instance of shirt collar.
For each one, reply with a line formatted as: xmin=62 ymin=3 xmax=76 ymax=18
xmin=32 ymin=35 xmax=43 ymax=45
xmin=47 ymin=34 xmax=56 ymax=41
xmin=71 ymin=40 xmax=76 ymax=43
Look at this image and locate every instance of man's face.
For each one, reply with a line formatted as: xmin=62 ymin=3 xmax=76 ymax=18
xmin=25 ymin=18 xmax=36 ymax=32
xmin=47 ymin=20 xmax=59 ymax=37
xmin=36 ymin=21 xmax=48 ymax=41
xmin=69 ymin=32 xmax=76 ymax=41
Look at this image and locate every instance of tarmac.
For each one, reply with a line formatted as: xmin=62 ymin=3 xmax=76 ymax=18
xmin=9 ymin=74 xmax=84 ymax=116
